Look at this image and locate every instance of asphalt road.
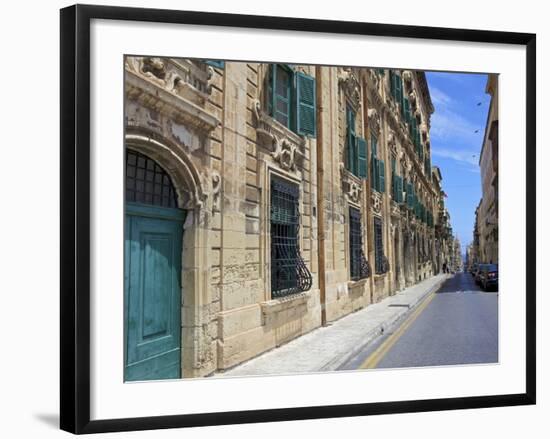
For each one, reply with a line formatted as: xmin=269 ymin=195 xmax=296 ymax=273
xmin=340 ymin=272 xmax=498 ymax=370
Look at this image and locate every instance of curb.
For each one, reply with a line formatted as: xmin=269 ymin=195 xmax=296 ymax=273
xmin=319 ymin=274 xmax=451 ymax=371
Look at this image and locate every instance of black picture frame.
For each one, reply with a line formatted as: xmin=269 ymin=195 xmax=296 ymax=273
xmin=60 ymin=4 xmax=536 ymax=434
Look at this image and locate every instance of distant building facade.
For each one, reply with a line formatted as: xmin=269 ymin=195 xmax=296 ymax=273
xmin=477 ymin=74 xmax=499 ymax=264
xmin=451 ymin=236 xmax=463 ymax=272
xmin=123 ymin=58 xmax=454 ymax=380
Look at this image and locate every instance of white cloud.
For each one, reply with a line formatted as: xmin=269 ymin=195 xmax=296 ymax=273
xmin=431 ymin=147 xmax=479 ymax=166
xmin=427 ymin=79 xmax=487 ymax=173
xmin=430 ymin=86 xmax=453 ymax=107
xmin=430 ymin=110 xmax=481 ymax=144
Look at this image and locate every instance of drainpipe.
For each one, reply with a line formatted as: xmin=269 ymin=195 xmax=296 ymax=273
xmin=315 ymin=66 xmax=327 ymax=326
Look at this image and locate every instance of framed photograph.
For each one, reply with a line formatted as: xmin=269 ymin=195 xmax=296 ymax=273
xmin=60 ymin=4 xmax=536 ymax=434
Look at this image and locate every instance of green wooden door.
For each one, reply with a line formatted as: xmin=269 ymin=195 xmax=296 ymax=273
xmin=124 ymin=202 xmax=185 ymax=381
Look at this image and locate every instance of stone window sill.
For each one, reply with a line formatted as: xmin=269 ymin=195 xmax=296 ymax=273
xmin=260 ymin=291 xmax=310 ymax=315
xmin=347 ymin=278 xmax=369 ymax=288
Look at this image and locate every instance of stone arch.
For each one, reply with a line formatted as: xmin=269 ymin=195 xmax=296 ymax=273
xmin=126 ymin=129 xmax=207 ymax=210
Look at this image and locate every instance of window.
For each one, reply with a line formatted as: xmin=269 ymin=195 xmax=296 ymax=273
xmin=406 ymin=180 xmax=415 ymax=209
xmin=203 ymin=60 xmax=225 ymax=69
xmin=391 ymin=156 xmax=404 ymax=203
xmin=267 ymin=64 xmax=316 ymax=137
xmin=349 ymin=207 xmax=370 ymax=281
xmin=390 ymin=70 xmax=413 ymax=125
xmin=424 ymin=156 xmax=431 ymax=178
xmin=270 ymin=176 xmax=312 ymax=297
xmin=390 ymin=70 xmax=403 ymax=107
xmin=371 ymin=134 xmax=385 ymax=193
xmin=126 ymin=150 xmax=177 ymax=208
xmin=345 ymin=106 xmax=368 ymax=178
xmin=403 ymin=96 xmax=411 ymax=125
xmin=374 ymin=217 xmax=386 ymax=274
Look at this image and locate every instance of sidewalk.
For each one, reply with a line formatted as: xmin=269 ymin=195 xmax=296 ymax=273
xmin=217 ymin=273 xmax=451 ymax=377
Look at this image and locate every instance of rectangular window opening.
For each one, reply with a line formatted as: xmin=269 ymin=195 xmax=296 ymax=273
xmin=270 ymin=176 xmax=312 ymax=298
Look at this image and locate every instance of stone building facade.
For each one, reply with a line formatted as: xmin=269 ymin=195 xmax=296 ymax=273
xmin=123 ymin=57 xmax=453 ymax=380
xmin=477 ymin=74 xmax=499 ymax=265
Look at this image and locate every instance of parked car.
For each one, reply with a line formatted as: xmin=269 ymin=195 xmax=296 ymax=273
xmin=470 ymin=263 xmax=478 ymax=276
xmin=479 ymin=264 xmax=498 ymax=291
xmin=474 ymin=263 xmax=489 ymax=285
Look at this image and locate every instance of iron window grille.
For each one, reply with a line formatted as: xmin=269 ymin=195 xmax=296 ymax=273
xmin=349 ymin=207 xmax=371 ymax=281
xmin=270 ymin=176 xmax=312 ymax=298
xmin=374 ymin=216 xmax=388 ymax=274
xmin=126 ymin=149 xmax=178 ymax=208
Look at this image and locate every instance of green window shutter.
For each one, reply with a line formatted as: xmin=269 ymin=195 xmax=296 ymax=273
xmin=204 ymin=60 xmax=225 ymax=69
xmin=357 ymin=137 xmax=368 ymax=179
xmin=372 ymin=156 xmax=379 ymax=191
xmin=270 ymin=64 xmax=292 ymax=129
xmin=395 ymin=74 xmax=402 ymax=105
xmin=398 ymin=176 xmax=404 ymax=203
xmin=346 ymin=107 xmax=356 ymax=174
xmin=404 ymin=98 xmax=411 ymax=125
xmin=400 ymin=81 xmax=407 ymax=119
xmin=390 ymin=70 xmax=396 ymax=98
xmin=296 ymin=71 xmax=316 ymax=137
xmin=347 ymin=131 xmax=356 ymax=174
xmin=379 ymin=160 xmax=385 ymax=193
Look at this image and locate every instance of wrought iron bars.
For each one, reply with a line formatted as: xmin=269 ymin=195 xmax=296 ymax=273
xmin=349 ymin=207 xmax=371 ymax=280
xmin=270 ymin=176 xmax=312 ymax=298
xmin=374 ymin=216 xmax=389 ymax=274
xmin=126 ymin=149 xmax=178 ymax=208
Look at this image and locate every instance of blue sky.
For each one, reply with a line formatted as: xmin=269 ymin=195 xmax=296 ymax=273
xmin=425 ymin=71 xmax=490 ymax=255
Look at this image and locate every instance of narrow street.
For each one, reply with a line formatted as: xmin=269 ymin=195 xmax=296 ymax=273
xmin=340 ymin=272 xmax=498 ymax=370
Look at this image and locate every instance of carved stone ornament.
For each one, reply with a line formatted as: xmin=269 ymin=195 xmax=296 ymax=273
xmin=402 ymin=70 xmax=413 ymax=84
xmin=371 ymin=190 xmax=383 ymax=215
xmin=368 ymin=108 xmax=381 ymax=136
xmin=253 ymin=99 xmax=306 ymax=173
xmin=390 ymin=221 xmax=398 ymax=236
xmin=126 ymin=57 xmax=213 ymax=99
xmin=408 ymin=89 xmax=418 ymax=107
xmin=391 ymin=200 xmax=401 ymax=218
xmin=272 ymin=138 xmax=298 ymax=171
xmin=338 ymin=68 xmax=362 ymax=110
xmin=211 ymin=171 xmax=221 ymax=212
xmin=366 ymin=70 xmax=385 ymax=107
xmin=368 ymin=69 xmax=380 ymax=87
xmin=125 ymin=57 xmax=220 ymax=133
xmin=387 ymin=129 xmax=398 ymax=156
xmin=405 ymin=158 xmax=413 ymax=173
xmin=340 ymin=165 xmax=363 ymax=204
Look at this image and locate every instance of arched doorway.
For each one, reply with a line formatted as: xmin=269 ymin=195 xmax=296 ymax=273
xmin=124 ymin=149 xmax=185 ymax=381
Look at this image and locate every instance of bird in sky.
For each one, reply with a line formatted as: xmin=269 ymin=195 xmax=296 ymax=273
xmin=474 ymin=129 xmax=479 ymax=133
xmin=477 ymin=102 xmax=482 ymax=106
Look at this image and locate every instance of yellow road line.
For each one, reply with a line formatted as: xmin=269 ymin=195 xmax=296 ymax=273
xmin=359 ymin=291 xmax=437 ymax=369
